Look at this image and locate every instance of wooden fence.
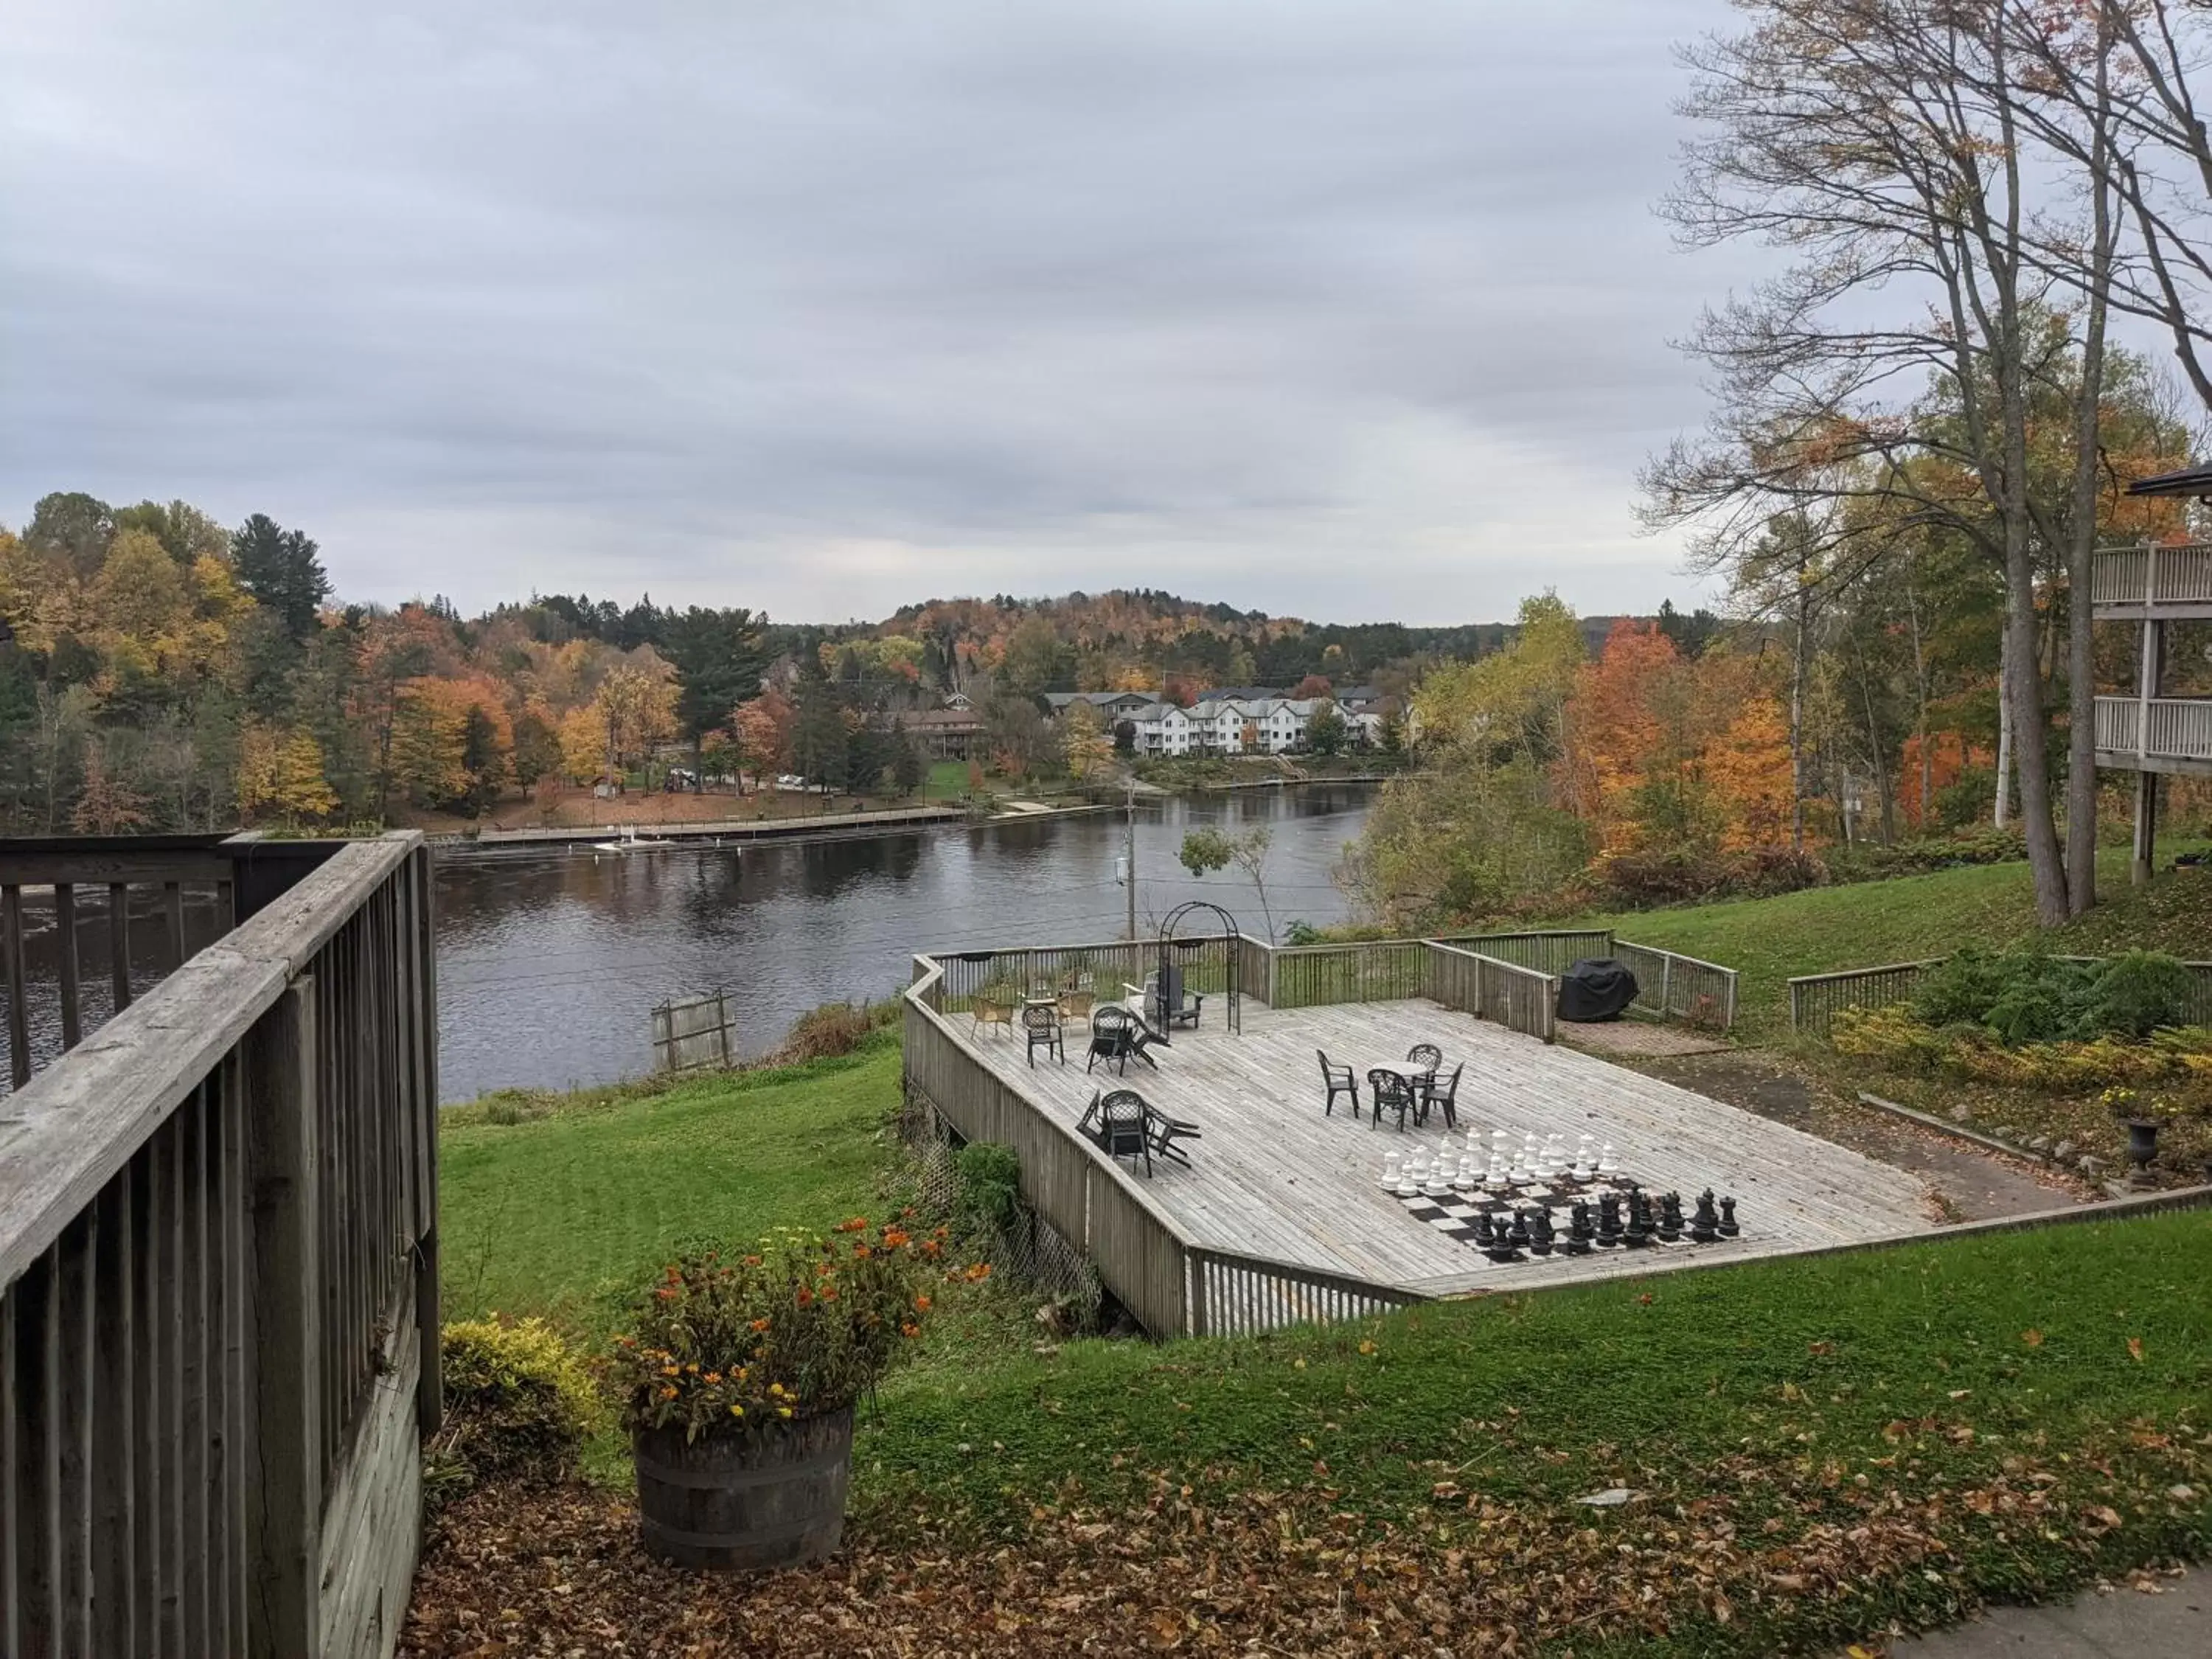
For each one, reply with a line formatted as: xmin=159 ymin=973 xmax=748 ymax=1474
xmin=0 ymin=832 xmax=439 ymax=1658
xmin=1186 ymin=1247 xmax=1423 ymax=1336
xmin=651 ymin=990 xmax=734 ymax=1072
xmin=1789 ymin=954 xmax=2212 ymax=1035
xmin=1268 ymin=941 xmax=1428 ymax=1010
xmin=1436 ymin=930 xmax=1612 ymax=975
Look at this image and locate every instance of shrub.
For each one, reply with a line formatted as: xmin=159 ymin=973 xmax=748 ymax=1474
xmin=778 ymin=1000 xmax=888 ymax=1062
xmin=431 ymin=1317 xmax=599 ymax=1503
xmin=2085 ymin=950 xmax=2198 ymax=1037
xmin=611 ymin=1222 xmax=975 ymax=1441
xmin=953 ymin=1142 xmax=1023 ymax=1241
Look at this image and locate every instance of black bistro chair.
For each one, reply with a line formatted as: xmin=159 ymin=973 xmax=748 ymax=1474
xmin=1146 ymin=1107 xmax=1203 ymax=1169
xmin=1080 ymin=1088 xmax=1155 ymax=1175
xmin=1367 ymin=1068 xmax=1419 ymax=1132
xmin=1317 ymin=1049 xmax=1360 ymax=1118
xmin=1023 ymin=1001 xmax=1065 ymax=1067
xmin=1421 ymin=1062 xmax=1464 ymax=1131
xmin=1405 ymin=1042 xmax=1444 ymax=1073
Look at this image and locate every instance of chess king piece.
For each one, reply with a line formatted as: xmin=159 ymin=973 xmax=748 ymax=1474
xmin=1717 ymin=1195 xmax=1739 ymax=1237
xmin=1527 ymin=1207 xmax=1556 ymax=1256
xmin=1595 ymin=1194 xmax=1623 ymax=1248
xmin=1657 ymin=1192 xmax=1684 ymax=1242
xmin=1689 ymin=1190 xmax=1720 ymax=1243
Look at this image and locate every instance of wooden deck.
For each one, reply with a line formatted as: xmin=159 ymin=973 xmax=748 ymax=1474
xmin=964 ymin=997 xmax=1935 ymax=1297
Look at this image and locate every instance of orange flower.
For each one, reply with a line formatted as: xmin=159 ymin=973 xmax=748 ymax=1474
xmin=852 ymin=1245 xmax=872 ymax=1259
xmin=900 ymin=1322 xmax=920 ymax=1338
xmin=661 ymin=1364 xmax=679 ymax=1377
xmin=704 ymin=1372 xmax=722 ymax=1384
xmin=819 ymin=1286 xmax=838 ymax=1302
xmin=750 ymin=1318 xmax=771 ymax=1332
xmin=743 ymin=1254 xmax=762 ymax=1267
xmin=964 ymin=1262 xmax=993 ymax=1282
xmin=835 ymin=1216 xmax=869 ymax=1234
xmin=795 ymin=1288 xmax=815 ymax=1307
xmin=914 ymin=1294 xmax=932 ymax=1312
xmin=883 ymin=1228 xmax=911 ymax=1248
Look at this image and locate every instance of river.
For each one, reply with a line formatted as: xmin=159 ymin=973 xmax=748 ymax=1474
xmin=433 ymin=783 xmax=1376 ymax=1100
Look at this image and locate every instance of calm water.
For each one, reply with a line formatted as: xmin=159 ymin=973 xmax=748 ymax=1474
xmin=433 ymin=784 xmax=1375 ymax=1100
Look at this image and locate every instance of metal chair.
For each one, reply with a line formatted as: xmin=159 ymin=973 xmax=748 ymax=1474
xmin=1079 ymin=1088 xmax=1153 ymax=1175
xmin=1367 ymin=1068 xmax=1419 ymax=1132
xmin=1023 ymin=1001 xmax=1065 ymax=1067
xmin=1421 ymin=1062 xmax=1464 ymax=1131
xmin=1317 ymin=1049 xmax=1360 ymax=1118
xmin=1086 ymin=1005 xmax=1159 ymax=1074
xmin=1145 ymin=1107 xmax=1203 ymax=1169
xmin=1406 ymin=1042 xmax=1444 ymax=1072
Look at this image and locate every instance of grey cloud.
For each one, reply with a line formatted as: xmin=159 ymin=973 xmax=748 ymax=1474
xmin=2 ymin=0 xmax=1758 ymax=622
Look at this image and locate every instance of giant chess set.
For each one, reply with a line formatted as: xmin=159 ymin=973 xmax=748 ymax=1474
xmin=1381 ymin=1130 xmax=1740 ymax=1267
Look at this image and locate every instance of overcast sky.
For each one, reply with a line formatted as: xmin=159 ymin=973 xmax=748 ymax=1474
xmin=2 ymin=0 xmax=1759 ymax=625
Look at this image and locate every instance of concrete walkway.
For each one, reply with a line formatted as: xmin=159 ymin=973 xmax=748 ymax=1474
xmin=1871 ymin=1568 xmax=2203 ymax=1655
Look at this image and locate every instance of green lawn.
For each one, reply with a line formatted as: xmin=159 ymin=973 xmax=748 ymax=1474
xmin=855 ymin=1210 xmax=2212 ymax=1653
xmin=439 ymin=1035 xmax=902 ymax=1338
xmin=921 ymin=759 xmax=974 ymax=800
xmin=1582 ymin=847 xmax=2212 ymax=1036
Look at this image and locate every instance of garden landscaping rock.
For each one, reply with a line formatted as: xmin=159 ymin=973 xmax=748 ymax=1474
xmin=2054 ymin=1139 xmax=2076 ymax=1161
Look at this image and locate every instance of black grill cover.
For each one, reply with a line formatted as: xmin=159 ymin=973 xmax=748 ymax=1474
xmin=1557 ymin=958 xmax=1638 ymax=1023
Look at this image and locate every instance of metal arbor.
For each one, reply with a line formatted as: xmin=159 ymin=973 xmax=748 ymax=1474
xmin=1154 ymin=900 xmax=1242 ymax=1034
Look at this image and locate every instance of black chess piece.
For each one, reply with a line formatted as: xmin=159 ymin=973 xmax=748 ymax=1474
xmin=1507 ymin=1209 xmax=1533 ymax=1252
xmin=1624 ymin=1191 xmax=1652 ymax=1248
xmin=1472 ymin=1212 xmax=1495 ymax=1250
xmin=1690 ymin=1190 xmax=1720 ymax=1244
xmin=1657 ymin=1192 xmax=1684 ymax=1242
xmin=1717 ymin=1196 xmax=1739 ymax=1237
xmin=1595 ymin=1194 xmax=1623 ymax=1248
xmin=1528 ymin=1208 xmax=1556 ymax=1256
xmin=1565 ymin=1201 xmax=1594 ymax=1256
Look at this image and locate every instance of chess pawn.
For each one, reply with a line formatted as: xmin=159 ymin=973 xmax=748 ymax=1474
xmin=1597 ymin=1142 xmax=1620 ymax=1175
xmin=1540 ymin=1133 xmax=1565 ymax=1176
xmin=1485 ymin=1152 xmax=1507 ymax=1187
xmin=1596 ymin=1194 xmax=1623 ymax=1247
xmin=1506 ymin=1209 xmax=1532 ymax=1253
xmin=1506 ymin=1150 xmax=1526 ymax=1185
xmin=1522 ymin=1133 xmax=1540 ymax=1166
xmin=1717 ymin=1196 xmax=1739 ymax=1237
xmin=1450 ymin=1153 xmax=1475 ymax=1192
xmin=1381 ymin=1150 xmax=1402 ymax=1188
xmin=1571 ymin=1135 xmax=1594 ymax=1180
xmin=1689 ymin=1189 xmax=1720 ymax=1244
xmin=1657 ymin=1192 xmax=1684 ymax=1242
xmin=1527 ymin=1208 xmax=1556 ymax=1256
xmin=1397 ymin=1161 xmax=1419 ymax=1197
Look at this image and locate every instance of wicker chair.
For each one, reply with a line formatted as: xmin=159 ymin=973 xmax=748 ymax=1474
xmin=1317 ymin=1050 xmax=1360 ymax=1118
xmin=1079 ymin=1088 xmax=1153 ymax=1175
xmin=1367 ymin=1068 xmax=1419 ymax=1132
xmin=970 ymin=995 xmax=1015 ymax=1040
xmin=1421 ymin=1062 xmax=1464 ymax=1131
xmin=1056 ymin=987 xmax=1096 ymax=1027
xmin=1023 ymin=1001 xmax=1065 ymax=1067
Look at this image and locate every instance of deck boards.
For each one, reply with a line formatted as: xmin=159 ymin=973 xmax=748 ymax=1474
xmin=961 ymin=998 xmax=1936 ymax=1296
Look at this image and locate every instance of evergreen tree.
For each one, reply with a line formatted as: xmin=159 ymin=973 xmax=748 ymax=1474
xmin=230 ymin=514 xmax=332 ymax=641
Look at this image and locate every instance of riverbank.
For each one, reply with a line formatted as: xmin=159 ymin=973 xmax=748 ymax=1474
xmin=428 ymin=803 xmax=967 ymax=857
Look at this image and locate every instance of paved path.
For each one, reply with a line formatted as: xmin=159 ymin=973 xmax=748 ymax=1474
xmin=1872 ymin=1568 xmax=2204 ymax=1655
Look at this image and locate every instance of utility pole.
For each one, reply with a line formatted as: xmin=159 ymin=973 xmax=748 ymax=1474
xmin=1122 ymin=774 xmax=1138 ymax=941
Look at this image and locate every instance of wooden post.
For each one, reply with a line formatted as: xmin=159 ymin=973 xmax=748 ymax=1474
xmin=2 ymin=886 xmax=27 ymax=1091
xmin=2134 ymin=614 xmax=2163 ymax=886
xmin=243 ymin=978 xmax=320 ymax=1659
xmin=55 ymin=886 xmax=81 ymax=1053
xmin=411 ymin=849 xmax=442 ymax=1438
xmin=108 ymin=883 xmax=131 ymax=1015
xmin=2133 ymin=771 xmax=2159 ymax=887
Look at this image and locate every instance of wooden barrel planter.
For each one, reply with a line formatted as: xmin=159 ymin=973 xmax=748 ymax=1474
xmin=633 ymin=1407 xmax=855 ymax=1571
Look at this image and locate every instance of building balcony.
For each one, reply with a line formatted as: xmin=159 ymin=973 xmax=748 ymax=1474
xmin=2091 ymin=544 xmax=2212 ymax=618
xmin=2093 ymin=695 xmax=2212 ymax=775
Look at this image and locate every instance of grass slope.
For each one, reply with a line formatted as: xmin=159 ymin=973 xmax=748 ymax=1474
xmin=1583 ymin=849 xmax=2212 ymax=1035
xmin=439 ymin=1034 xmax=901 ymax=1338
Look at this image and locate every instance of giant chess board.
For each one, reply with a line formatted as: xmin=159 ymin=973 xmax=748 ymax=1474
xmin=1380 ymin=1131 xmax=1741 ymax=1268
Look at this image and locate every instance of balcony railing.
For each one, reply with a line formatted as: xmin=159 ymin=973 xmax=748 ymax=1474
xmin=2093 ymin=695 xmax=2212 ymax=763
xmin=2092 ymin=543 xmax=2212 ymax=609
xmin=0 ymin=832 xmax=439 ymax=1657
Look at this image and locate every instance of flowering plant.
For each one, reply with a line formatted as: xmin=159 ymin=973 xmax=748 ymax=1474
xmin=611 ymin=1217 xmax=985 ymax=1441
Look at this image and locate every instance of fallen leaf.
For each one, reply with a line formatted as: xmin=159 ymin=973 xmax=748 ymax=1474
xmin=2022 ymin=1329 xmax=2044 ymax=1348
xmin=2127 ymin=1337 xmax=2145 ymax=1363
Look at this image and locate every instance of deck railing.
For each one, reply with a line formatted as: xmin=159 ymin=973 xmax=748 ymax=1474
xmin=1435 ymin=929 xmax=1612 ymax=975
xmin=1423 ymin=943 xmax=1559 ymax=1043
xmin=1268 ymin=940 xmax=1427 ymax=1009
xmin=1186 ymin=1246 xmax=1423 ymax=1337
xmin=1790 ymin=953 xmax=2212 ymax=1034
xmin=0 ymin=832 xmax=438 ymax=1658
xmin=2092 ymin=543 xmax=2212 ymax=607
xmin=2093 ymin=695 xmax=2212 ymax=762
xmin=1611 ymin=941 xmax=1739 ymax=1029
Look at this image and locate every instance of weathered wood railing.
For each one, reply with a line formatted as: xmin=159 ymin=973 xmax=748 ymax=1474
xmin=1791 ymin=953 xmax=2212 ymax=1036
xmin=1436 ymin=929 xmax=1612 ymax=975
xmin=1 ymin=834 xmax=340 ymax=1092
xmin=1269 ymin=940 xmax=1427 ymax=1010
xmin=1424 ymin=943 xmax=1559 ymax=1043
xmin=0 ymin=832 xmax=438 ymax=1658
xmin=1186 ymin=1246 xmax=1422 ymax=1337
xmin=1611 ymin=941 xmax=1739 ymax=1030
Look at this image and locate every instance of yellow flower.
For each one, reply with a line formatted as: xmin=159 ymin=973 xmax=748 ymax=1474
xmin=776 ymin=1405 xmax=793 ymax=1419
xmin=729 ymin=1404 xmax=745 ymax=1418
xmin=661 ymin=1364 xmax=679 ymax=1377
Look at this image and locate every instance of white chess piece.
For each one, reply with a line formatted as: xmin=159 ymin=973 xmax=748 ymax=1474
xmin=1382 ymin=1150 xmax=1402 ymax=1188
xmin=1571 ymin=1135 xmax=1594 ymax=1180
xmin=1450 ymin=1153 xmax=1475 ymax=1192
xmin=1598 ymin=1142 xmax=1619 ymax=1175
xmin=1397 ymin=1163 xmax=1419 ymax=1196
xmin=1540 ymin=1133 xmax=1565 ymax=1177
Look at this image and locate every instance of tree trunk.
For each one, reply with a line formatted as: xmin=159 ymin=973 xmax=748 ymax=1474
xmin=1790 ymin=578 xmax=1811 ymax=851
xmin=1852 ymin=631 xmax=1896 ymax=847
xmin=1905 ymin=571 xmax=1933 ymax=832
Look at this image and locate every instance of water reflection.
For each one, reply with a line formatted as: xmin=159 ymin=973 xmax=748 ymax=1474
xmin=432 ymin=785 xmax=1374 ymax=1101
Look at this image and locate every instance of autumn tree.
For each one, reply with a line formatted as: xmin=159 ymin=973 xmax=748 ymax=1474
xmin=237 ymin=723 xmax=339 ymax=824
